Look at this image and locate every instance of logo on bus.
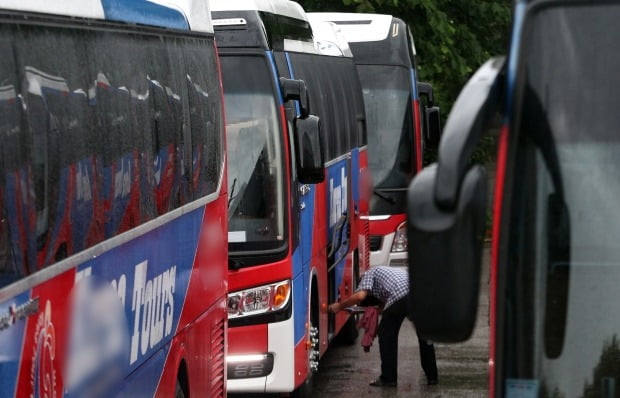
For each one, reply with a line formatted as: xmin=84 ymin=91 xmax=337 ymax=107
xmin=31 ymin=301 xmax=61 ymax=398
xmin=330 ymin=168 xmax=348 ymax=227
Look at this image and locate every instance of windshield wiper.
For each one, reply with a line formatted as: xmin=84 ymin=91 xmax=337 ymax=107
xmin=373 ymin=190 xmax=396 ymax=204
xmin=228 ymin=177 xmax=237 ymax=208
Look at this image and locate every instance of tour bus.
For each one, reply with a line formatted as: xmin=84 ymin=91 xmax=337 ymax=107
xmin=405 ymin=0 xmax=620 ymax=397
xmin=308 ymin=12 xmax=440 ymax=269
xmin=211 ymin=0 xmax=369 ymax=395
xmin=0 ymin=0 xmax=228 ymax=396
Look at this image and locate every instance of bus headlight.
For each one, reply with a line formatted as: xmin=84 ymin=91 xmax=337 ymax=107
xmin=391 ymin=221 xmax=408 ymax=253
xmin=228 ymin=280 xmax=291 ymax=319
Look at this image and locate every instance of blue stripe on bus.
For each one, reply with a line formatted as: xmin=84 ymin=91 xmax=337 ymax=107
xmin=101 ymin=0 xmax=189 ymax=30
xmin=284 ymin=52 xmax=315 ymax=345
xmin=69 ymin=204 xmax=201 ymax=389
xmin=505 ymin=1 xmax=527 ymax=124
xmin=293 ymin=266 xmax=306 ymax=344
xmin=326 ymin=159 xmax=349 ymax=300
xmin=0 ymin=291 xmax=30 ymax=398
xmin=284 ymin=53 xmax=301 ymax=115
xmin=266 ymin=51 xmax=284 ymax=105
xmin=410 ymin=68 xmax=418 ymax=100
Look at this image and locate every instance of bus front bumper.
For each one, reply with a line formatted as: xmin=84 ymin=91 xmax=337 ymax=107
xmin=227 ymin=316 xmax=296 ymax=393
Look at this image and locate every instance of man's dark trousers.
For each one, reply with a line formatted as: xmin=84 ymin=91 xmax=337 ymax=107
xmin=378 ymin=297 xmax=438 ymax=383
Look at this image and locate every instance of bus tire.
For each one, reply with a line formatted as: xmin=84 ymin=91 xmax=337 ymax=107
xmin=336 ymin=314 xmax=358 ymax=346
xmin=175 ymin=380 xmax=185 ymax=398
xmin=293 ymin=285 xmax=319 ymax=397
xmin=175 ymin=362 xmax=189 ymax=398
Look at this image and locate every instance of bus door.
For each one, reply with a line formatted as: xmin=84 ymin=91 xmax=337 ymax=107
xmin=285 ymin=51 xmax=358 ymax=339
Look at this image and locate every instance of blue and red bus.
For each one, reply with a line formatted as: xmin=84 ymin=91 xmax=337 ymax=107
xmin=309 ymin=12 xmax=440 ymax=269
xmin=0 ymin=0 xmax=228 ymax=396
xmin=406 ymin=0 xmax=620 ymax=397
xmin=212 ymin=0 xmax=369 ymax=395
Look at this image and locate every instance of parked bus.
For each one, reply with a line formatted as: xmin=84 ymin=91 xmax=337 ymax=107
xmin=308 ymin=12 xmax=440 ymax=269
xmin=0 ymin=1 xmax=227 ymax=396
xmin=405 ymin=0 xmax=620 ymax=397
xmin=212 ymin=0 xmax=369 ymax=395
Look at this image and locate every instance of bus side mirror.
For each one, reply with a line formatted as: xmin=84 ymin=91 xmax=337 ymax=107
xmin=295 ymin=115 xmax=324 ymax=184
xmin=408 ymin=164 xmax=487 ymax=342
xmin=407 ymin=57 xmax=505 ymax=342
xmin=280 ymin=77 xmax=310 ymax=118
xmin=418 ymin=82 xmax=441 ymax=149
xmin=425 ymin=106 xmax=441 ymax=149
xmin=418 ymin=81 xmax=434 ymax=107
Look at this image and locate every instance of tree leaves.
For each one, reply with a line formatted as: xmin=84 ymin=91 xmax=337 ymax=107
xmin=300 ymin=0 xmax=512 ymax=116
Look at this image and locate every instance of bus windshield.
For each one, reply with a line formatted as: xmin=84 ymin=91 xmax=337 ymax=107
xmin=221 ymin=56 xmax=285 ymax=253
xmin=357 ymin=64 xmax=413 ymax=190
xmin=505 ymin=4 xmax=620 ymax=397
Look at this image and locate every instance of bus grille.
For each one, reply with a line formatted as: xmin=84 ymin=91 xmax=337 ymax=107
xmin=369 ymin=235 xmax=383 ymax=252
xmin=210 ymin=317 xmax=226 ymax=398
xmin=364 ymin=222 xmax=370 ymax=267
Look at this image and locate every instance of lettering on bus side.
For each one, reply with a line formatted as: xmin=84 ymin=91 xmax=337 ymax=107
xmin=74 ymin=261 xmax=177 ymax=367
xmin=330 ymin=167 xmax=348 ymax=227
xmin=130 ymin=261 xmax=176 ymax=365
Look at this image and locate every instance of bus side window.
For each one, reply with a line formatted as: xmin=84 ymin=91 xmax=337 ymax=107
xmin=183 ymin=40 xmax=223 ymax=199
xmin=0 ymin=39 xmax=25 ymax=285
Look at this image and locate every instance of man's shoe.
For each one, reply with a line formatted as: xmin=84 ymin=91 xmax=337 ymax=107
xmin=427 ymin=378 xmax=438 ymax=386
xmin=369 ymin=378 xmax=397 ymax=387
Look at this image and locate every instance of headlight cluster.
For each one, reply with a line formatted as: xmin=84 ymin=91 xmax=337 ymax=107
xmin=227 ymin=280 xmax=291 ymax=319
xmin=391 ymin=221 xmax=408 ymax=253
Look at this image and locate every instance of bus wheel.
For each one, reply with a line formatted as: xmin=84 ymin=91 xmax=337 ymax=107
xmin=175 ymin=380 xmax=185 ymax=398
xmin=293 ymin=294 xmax=319 ymax=397
xmin=175 ymin=364 xmax=188 ymax=398
xmin=293 ymin=323 xmax=318 ymax=397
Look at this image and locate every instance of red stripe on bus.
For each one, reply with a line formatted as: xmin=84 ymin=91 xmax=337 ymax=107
xmin=489 ymin=124 xmax=509 ymax=397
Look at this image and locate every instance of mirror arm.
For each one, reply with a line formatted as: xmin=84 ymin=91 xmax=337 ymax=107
xmin=434 ymin=57 xmax=506 ymax=210
xmin=417 ymin=81 xmax=434 ymax=106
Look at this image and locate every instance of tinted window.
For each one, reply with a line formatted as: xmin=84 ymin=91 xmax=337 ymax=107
xmin=357 ymin=65 xmax=414 ymax=189
xmin=221 ymin=55 xmax=286 ymax=254
xmin=0 ymin=21 xmax=223 ymax=287
xmin=503 ymin=4 xmax=620 ymax=397
xmin=287 ymin=53 xmax=365 ymax=160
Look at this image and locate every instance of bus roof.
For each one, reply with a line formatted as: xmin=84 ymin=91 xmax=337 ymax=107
xmin=308 ymin=12 xmax=415 ymax=68
xmin=211 ymin=0 xmax=316 ymax=53
xmin=308 ymin=13 xmax=394 ymax=43
xmin=0 ymin=0 xmax=214 ymax=33
xmin=310 ymin=20 xmax=353 ymax=57
xmin=210 ymin=0 xmax=306 ymax=21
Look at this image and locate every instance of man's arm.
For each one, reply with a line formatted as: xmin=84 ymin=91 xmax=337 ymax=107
xmin=328 ymin=290 xmax=368 ymax=314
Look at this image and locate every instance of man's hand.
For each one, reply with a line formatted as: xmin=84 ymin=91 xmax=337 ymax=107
xmin=327 ymin=290 xmax=369 ymax=314
xmin=328 ymin=302 xmax=342 ymax=314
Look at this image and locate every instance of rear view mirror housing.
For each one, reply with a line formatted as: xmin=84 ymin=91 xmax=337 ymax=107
xmin=407 ymin=57 xmax=506 ymax=342
xmin=408 ymin=164 xmax=487 ymax=342
xmin=280 ymin=77 xmax=310 ymax=118
xmin=418 ymin=82 xmax=441 ymax=149
xmin=294 ymin=115 xmax=324 ymax=184
xmin=425 ymin=106 xmax=441 ymax=149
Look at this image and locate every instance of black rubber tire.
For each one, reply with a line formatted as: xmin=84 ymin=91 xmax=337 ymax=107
xmin=175 ymin=380 xmax=185 ymax=398
xmin=291 ymin=374 xmax=313 ymax=398
xmin=335 ymin=313 xmax=359 ymax=346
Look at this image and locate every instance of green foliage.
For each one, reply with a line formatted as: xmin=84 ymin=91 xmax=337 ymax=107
xmin=300 ymin=0 xmax=512 ymax=117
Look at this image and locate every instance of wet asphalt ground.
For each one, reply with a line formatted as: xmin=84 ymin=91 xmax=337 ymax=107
xmin=311 ymin=246 xmax=491 ymax=398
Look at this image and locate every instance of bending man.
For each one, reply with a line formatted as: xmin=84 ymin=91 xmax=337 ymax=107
xmin=328 ymin=266 xmax=438 ymax=387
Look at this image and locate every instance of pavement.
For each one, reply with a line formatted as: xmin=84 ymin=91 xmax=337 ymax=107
xmin=311 ymin=245 xmax=491 ymax=398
